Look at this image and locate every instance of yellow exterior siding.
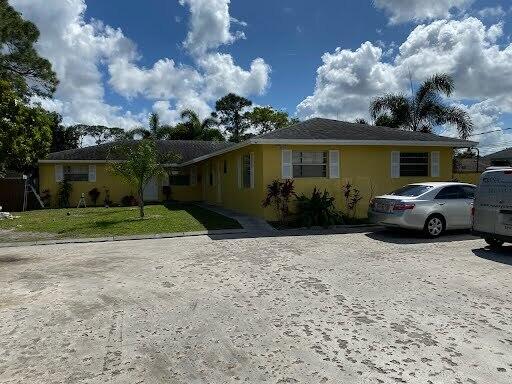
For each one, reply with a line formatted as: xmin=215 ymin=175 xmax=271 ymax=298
xmin=198 ymin=144 xmax=266 ymax=217
xmin=39 ymin=144 xmax=456 ymax=219
xmin=39 ymin=163 xmax=171 ymax=207
xmin=258 ymin=145 xmax=454 ymax=219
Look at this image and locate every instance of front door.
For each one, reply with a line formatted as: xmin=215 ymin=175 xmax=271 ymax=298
xmin=144 ymin=177 xmax=159 ymax=201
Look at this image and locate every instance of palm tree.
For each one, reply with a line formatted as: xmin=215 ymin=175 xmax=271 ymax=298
xmin=172 ymin=109 xmax=225 ymax=141
xmin=369 ymin=73 xmax=473 ymax=139
xmin=124 ymin=113 xmax=174 ymax=140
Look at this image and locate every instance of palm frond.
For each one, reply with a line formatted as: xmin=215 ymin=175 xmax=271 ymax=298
xmin=438 ymin=105 xmax=473 ymax=140
xmin=416 ymin=73 xmax=454 ymax=105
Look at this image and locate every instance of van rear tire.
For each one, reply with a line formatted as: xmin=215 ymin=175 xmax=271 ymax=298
xmin=485 ymin=237 xmax=504 ymax=249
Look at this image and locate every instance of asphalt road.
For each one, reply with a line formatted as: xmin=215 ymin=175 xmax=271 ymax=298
xmin=0 ymin=230 xmax=511 ymax=383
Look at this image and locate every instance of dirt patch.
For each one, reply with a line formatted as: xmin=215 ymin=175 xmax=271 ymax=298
xmin=0 ymin=229 xmax=58 ymax=243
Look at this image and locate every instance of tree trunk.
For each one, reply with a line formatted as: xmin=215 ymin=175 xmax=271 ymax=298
xmin=138 ymin=188 xmax=144 ymax=218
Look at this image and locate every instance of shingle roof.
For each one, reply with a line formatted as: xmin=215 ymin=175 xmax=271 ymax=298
xmin=45 ymin=140 xmax=235 ymax=163
xmin=254 ymin=118 xmax=476 ymax=146
xmin=484 ymin=147 xmax=512 ymax=160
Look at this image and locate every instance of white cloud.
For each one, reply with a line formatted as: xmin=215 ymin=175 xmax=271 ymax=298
xmin=374 ymin=0 xmax=473 ymax=24
xmin=297 ymin=42 xmax=404 ymax=121
xmin=9 ymin=0 xmax=270 ymax=130
xmin=179 ymin=0 xmax=245 ymax=56
xmin=10 ymin=0 xmax=143 ymax=128
xmin=297 ymin=17 xmax=512 ymax=153
xmin=477 ymin=6 xmax=506 ymax=19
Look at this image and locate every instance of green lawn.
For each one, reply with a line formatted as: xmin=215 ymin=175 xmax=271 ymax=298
xmin=0 ymin=204 xmax=241 ymax=241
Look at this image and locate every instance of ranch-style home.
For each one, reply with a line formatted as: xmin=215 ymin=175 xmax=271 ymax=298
xmin=39 ymin=118 xmax=476 ymax=219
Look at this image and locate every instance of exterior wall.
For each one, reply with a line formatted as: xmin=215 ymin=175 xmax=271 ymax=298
xmin=259 ymin=145 xmax=455 ymax=220
xmin=197 ymin=144 xmax=266 ymax=217
xmin=39 ymin=163 xmax=171 ymax=207
xmin=39 ymin=144 xmax=456 ymax=220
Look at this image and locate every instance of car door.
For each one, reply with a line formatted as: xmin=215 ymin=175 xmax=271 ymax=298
xmin=434 ymin=186 xmax=468 ymax=228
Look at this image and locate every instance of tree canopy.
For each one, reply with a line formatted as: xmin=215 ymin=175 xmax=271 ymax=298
xmin=370 ymin=73 xmax=473 ymax=139
xmin=0 ymin=80 xmax=53 ymax=174
xmin=171 ymin=109 xmax=224 ymax=141
xmin=0 ymin=0 xmax=58 ymax=99
xmin=245 ymin=106 xmax=294 ymax=134
xmin=108 ymin=139 xmax=179 ymax=218
xmin=214 ymin=93 xmax=252 ymax=142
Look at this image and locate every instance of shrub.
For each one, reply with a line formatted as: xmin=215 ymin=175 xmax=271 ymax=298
xmin=40 ymin=189 xmax=51 ymax=207
xmin=296 ymin=187 xmax=342 ymax=228
xmin=342 ymin=182 xmax=363 ymax=218
xmin=57 ymin=179 xmax=72 ymax=208
xmin=88 ymin=187 xmax=100 ymax=206
xmin=262 ymin=179 xmax=295 ymax=223
xmin=121 ymin=195 xmax=137 ymax=206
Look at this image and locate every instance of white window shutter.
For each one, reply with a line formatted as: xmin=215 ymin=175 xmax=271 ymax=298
xmin=88 ymin=165 xmax=96 ymax=182
xmin=282 ymin=149 xmax=292 ymax=179
xmin=55 ymin=165 xmax=63 ymax=182
xmin=250 ymin=152 xmax=255 ymax=189
xmin=391 ymin=151 xmax=400 ymax=178
xmin=237 ymin=156 xmax=242 ymax=188
xmin=329 ymin=150 xmax=340 ymax=179
xmin=431 ymin=151 xmax=440 ymax=177
xmin=190 ymin=166 xmax=197 ymax=186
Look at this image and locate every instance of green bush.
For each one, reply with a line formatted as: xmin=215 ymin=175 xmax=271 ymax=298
xmin=296 ymin=187 xmax=343 ymax=228
xmin=57 ymin=179 xmax=72 ymax=208
xmin=88 ymin=187 xmax=100 ymax=206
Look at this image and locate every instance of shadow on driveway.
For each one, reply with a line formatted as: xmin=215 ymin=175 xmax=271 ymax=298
xmin=472 ymin=246 xmax=512 ymax=266
xmin=365 ymin=228 xmax=477 ymax=245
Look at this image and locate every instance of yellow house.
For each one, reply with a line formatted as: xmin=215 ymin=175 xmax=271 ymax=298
xmin=39 ymin=118 xmax=476 ymax=219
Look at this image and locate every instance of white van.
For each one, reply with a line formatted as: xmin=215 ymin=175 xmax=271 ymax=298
xmin=472 ymin=168 xmax=512 ymax=248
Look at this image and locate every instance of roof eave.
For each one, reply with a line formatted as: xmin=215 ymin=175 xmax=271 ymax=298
xmin=250 ymin=139 xmax=478 ymax=148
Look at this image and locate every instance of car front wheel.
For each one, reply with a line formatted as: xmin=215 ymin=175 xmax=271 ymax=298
xmin=485 ymin=237 xmax=504 ymax=249
xmin=424 ymin=215 xmax=445 ymax=238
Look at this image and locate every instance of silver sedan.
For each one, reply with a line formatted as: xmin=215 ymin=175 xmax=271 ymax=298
xmin=368 ymin=182 xmax=476 ymax=237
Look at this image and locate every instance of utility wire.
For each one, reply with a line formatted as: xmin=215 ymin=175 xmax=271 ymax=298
xmin=469 ymin=127 xmax=512 ymax=137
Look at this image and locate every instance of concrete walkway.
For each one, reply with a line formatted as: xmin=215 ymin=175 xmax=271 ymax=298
xmin=195 ymin=203 xmax=275 ymax=233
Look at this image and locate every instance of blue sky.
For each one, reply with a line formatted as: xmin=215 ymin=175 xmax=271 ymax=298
xmin=10 ymin=0 xmax=512 ymax=153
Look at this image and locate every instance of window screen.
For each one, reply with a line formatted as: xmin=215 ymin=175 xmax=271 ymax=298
xmin=64 ymin=165 xmax=89 ymax=181
xmin=400 ymin=152 xmax=429 ymax=177
xmin=292 ymin=151 xmax=327 ymax=178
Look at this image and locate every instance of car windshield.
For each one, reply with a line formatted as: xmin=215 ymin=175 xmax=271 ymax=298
xmin=390 ymin=185 xmax=433 ymax=197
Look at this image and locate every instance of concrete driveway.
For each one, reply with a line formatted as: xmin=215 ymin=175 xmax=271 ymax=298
xmin=0 ymin=230 xmax=511 ymax=383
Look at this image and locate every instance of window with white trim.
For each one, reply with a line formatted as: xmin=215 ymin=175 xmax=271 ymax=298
xmin=292 ymin=151 xmax=327 ymax=178
xmin=64 ymin=165 xmax=89 ymax=181
xmin=400 ymin=152 xmax=429 ymax=177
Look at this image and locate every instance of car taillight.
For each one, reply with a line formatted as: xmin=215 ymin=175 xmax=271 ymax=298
xmin=393 ymin=202 xmax=415 ymax=211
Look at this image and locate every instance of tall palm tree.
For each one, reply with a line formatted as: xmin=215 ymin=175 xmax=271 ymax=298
xmin=370 ymin=73 xmax=473 ymax=139
xmin=123 ymin=112 xmax=175 ymax=140
xmin=172 ymin=109 xmax=225 ymax=141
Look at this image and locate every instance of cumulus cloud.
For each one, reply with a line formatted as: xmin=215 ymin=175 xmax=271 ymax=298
xmin=179 ymin=0 xmax=245 ymax=55
xmin=374 ymin=0 xmax=473 ymax=24
xmin=10 ymin=0 xmax=143 ymax=128
xmin=297 ymin=17 xmax=512 ymax=153
xmin=10 ymin=0 xmax=270 ymax=128
xmin=297 ymin=42 xmax=404 ymax=121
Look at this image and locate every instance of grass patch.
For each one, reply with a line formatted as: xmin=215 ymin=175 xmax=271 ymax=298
xmin=0 ymin=204 xmax=241 ymax=241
